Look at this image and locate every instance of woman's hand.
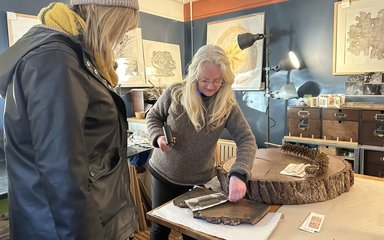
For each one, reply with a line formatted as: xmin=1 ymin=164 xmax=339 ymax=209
xmin=157 ymin=136 xmax=174 ymax=152
xmin=228 ymin=175 xmax=247 ymax=202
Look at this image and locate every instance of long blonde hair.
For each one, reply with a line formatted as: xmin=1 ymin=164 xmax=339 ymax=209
xmin=75 ymin=5 xmax=138 ymax=84
xmin=171 ymin=44 xmax=236 ymax=132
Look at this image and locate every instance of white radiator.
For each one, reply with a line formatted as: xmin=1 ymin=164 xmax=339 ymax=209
xmin=215 ymin=139 xmax=237 ymax=166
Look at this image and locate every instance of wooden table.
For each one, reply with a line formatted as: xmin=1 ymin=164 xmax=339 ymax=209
xmin=146 ymin=174 xmax=384 ymax=240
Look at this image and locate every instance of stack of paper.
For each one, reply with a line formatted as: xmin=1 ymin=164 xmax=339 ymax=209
xmin=299 ymin=212 xmax=325 ymax=233
xmin=280 ymin=163 xmax=310 ymax=178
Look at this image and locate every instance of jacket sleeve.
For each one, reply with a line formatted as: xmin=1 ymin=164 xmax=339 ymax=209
xmin=225 ymin=104 xmax=257 ymax=182
xmin=146 ymin=86 xmax=173 ymax=147
xmin=18 ymin=48 xmax=104 ymax=239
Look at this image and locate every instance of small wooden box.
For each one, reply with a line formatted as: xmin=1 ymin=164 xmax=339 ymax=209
xmin=287 ymin=107 xmax=321 ymax=138
xmin=322 ymin=108 xmax=359 ymax=142
xmin=363 ymin=150 xmax=384 ymax=177
xmin=360 ymin=110 xmax=384 ymax=146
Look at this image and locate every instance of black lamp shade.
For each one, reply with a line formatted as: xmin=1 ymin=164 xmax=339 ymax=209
xmin=237 ymin=33 xmax=264 ymax=50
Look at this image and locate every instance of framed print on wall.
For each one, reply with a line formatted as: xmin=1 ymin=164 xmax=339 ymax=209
xmin=142 ymin=40 xmax=182 ymax=87
xmin=333 ymin=0 xmax=384 ymax=75
xmin=115 ymin=28 xmax=147 ymax=87
xmin=207 ymin=12 xmax=265 ymax=90
xmin=7 ymin=12 xmax=39 ymax=46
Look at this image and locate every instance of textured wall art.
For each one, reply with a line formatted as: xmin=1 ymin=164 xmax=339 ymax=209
xmin=142 ymin=40 xmax=182 ymax=86
xmin=345 ymin=72 xmax=384 ymax=96
xmin=333 ymin=0 xmax=384 ymax=74
xmin=7 ymin=12 xmax=39 ymax=46
xmin=115 ymin=28 xmax=147 ymax=87
xmin=207 ymin=12 xmax=265 ymax=90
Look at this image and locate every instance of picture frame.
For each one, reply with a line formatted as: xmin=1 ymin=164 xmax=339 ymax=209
xmin=207 ymin=12 xmax=265 ymax=90
xmin=115 ymin=28 xmax=147 ymax=87
xmin=333 ymin=0 xmax=384 ymax=75
xmin=142 ymin=40 xmax=182 ymax=87
xmin=7 ymin=12 xmax=39 ymax=46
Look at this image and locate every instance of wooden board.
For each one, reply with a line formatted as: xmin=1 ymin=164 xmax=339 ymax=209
xmin=193 ymin=198 xmax=270 ymax=226
xmin=173 ymin=188 xmax=270 ymax=226
xmin=217 ymin=148 xmax=354 ymax=205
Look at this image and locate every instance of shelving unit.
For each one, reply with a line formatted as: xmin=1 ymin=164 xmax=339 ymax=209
xmin=283 ymin=136 xmax=360 ymax=173
xmin=360 ymin=145 xmax=384 ymax=177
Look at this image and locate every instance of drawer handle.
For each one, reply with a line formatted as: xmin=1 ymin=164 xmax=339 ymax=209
xmin=375 ymin=114 xmax=384 ymax=122
xmin=333 ymin=112 xmax=347 ymax=119
xmin=298 ymin=123 xmax=309 ymax=130
xmin=297 ymin=110 xmax=310 ymax=117
xmin=374 ymin=129 xmax=384 ymax=138
xmin=380 ymin=157 xmax=384 ymax=162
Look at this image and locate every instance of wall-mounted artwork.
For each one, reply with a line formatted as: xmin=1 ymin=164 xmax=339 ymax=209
xmin=7 ymin=12 xmax=39 ymax=46
xmin=115 ymin=28 xmax=147 ymax=87
xmin=207 ymin=12 xmax=265 ymax=90
xmin=333 ymin=0 xmax=384 ymax=74
xmin=345 ymin=72 xmax=384 ymax=96
xmin=142 ymin=40 xmax=182 ymax=86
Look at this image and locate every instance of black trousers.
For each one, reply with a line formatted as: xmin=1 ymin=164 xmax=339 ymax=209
xmin=150 ymin=172 xmax=196 ymax=240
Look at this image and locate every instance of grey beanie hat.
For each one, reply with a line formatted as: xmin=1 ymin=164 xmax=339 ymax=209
xmin=70 ymin=0 xmax=139 ymax=10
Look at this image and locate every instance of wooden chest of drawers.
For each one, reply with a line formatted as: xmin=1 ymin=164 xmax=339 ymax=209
xmin=322 ymin=108 xmax=359 ymax=142
xmin=287 ymin=107 xmax=321 ymax=138
xmin=363 ymin=150 xmax=384 ymax=177
xmin=360 ymin=110 xmax=384 ymax=147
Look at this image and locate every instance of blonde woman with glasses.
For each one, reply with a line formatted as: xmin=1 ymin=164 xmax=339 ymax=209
xmin=0 ymin=0 xmax=139 ymax=239
xmin=147 ymin=44 xmax=257 ymax=240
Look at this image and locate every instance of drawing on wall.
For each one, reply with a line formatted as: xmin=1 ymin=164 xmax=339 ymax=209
xmin=7 ymin=12 xmax=39 ymax=46
xmin=333 ymin=0 xmax=384 ymax=74
xmin=142 ymin=40 xmax=182 ymax=86
xmin=345 ymin=72 xmax=384 ymax=95
xmin=207 ymin=12 xmax=265 ymax=90
xmin=114 ymin=28 xmax=146 ymax=86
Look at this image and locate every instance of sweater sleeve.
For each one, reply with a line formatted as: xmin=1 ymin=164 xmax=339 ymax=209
xmin=146 ymin=85 xmax=173 ymax=147
xmin=225 ymin=104 xmax=257 ymax=182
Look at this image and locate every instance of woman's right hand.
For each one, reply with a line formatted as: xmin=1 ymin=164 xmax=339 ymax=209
xmin=157 ymin=136 xmax=173 ymax=152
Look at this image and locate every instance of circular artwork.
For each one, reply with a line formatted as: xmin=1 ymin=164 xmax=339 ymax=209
xmin=216 ymin=25 xmax=258 ymax=85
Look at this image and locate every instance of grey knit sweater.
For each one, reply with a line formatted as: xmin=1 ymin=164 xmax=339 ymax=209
xmin=146 ymin=84 xmax=257 ymax=186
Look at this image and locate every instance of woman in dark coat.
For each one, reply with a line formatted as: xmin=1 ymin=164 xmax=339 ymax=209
xmin=0 ymin=0 xmax=139 ymax=239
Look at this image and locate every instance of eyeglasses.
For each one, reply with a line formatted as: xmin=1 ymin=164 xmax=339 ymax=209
xmin=198 ymin=79 xmax=223 ymax=87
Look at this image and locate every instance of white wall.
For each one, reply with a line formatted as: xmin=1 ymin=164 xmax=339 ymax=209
xmin=139 ymin=0 xmax=184 ymax=21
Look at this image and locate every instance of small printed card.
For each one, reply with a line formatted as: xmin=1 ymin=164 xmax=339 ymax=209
xmin=280 ymin=163 xmax=310 ymax=178
xmin=299 ymin=212 xmax=325 ymax=233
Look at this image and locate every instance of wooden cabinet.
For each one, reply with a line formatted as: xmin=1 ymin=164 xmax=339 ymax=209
xmin=361 ymin=145 xmax=384 ymax=178
xmin=287 ymin=107 xmax=321 ymax=138
xmin=322 ymin=108 xmax=359 ymax=142
xmin=360 ymin=110 xmax=384 ymax=147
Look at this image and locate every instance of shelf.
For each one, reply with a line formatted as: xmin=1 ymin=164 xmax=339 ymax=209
xmin=283 ymin=135 xmax=360 ymax=174
xmin=283 ymin=136 xmax=358 ymax=148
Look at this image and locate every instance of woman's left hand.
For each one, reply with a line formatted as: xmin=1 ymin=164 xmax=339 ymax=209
xmin=228 ymin=175 xmax=247 ymax=202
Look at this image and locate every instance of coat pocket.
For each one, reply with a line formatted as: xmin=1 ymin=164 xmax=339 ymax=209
xmin=89 ymin=148 xmax=121 ymax=183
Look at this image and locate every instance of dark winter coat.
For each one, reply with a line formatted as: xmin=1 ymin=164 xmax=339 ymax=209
xmin=0 ymin=26 xmax=137 ymax=240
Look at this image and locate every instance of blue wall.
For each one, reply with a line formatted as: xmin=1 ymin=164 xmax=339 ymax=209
xmin=1 ymin=0 xmax=383 ymax=148
xmin=185 ymin=0 xmax=384 ymax=147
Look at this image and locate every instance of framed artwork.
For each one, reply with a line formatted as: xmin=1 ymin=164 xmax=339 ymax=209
xmin=115 ymin=28 xmax=147 ymax=87
xmin=207 ymin=12 xmax=265 ymax=90
xmin=7 ymin=12 xmax=39 ymax=46
xmin=333 ymin=0 xmax=384 ymax=75
xmin=142 ymin=40 xmax=182 ymax=86
xmin=345 ymin=72 xmax=384 ymax=96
